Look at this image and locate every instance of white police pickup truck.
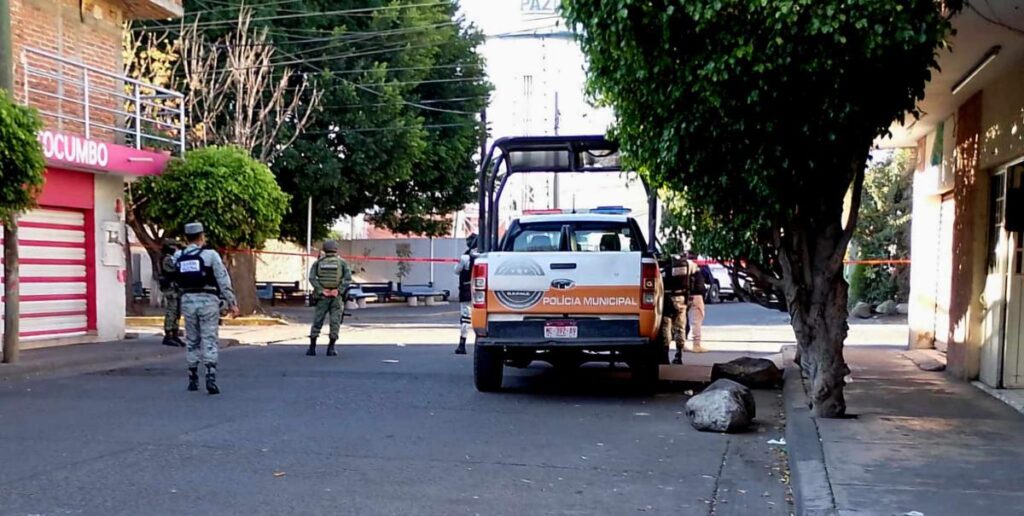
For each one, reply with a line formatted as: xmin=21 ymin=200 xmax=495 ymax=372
xmin=469 ymin=208 xmax=664 ymax=392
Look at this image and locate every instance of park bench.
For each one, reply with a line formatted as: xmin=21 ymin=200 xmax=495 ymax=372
xmin=393 ymin=283 xmax=451 ymax=306
xmin=345 ymin=285 xmax=378 ymax=309
xmin=256 ymin=281 xmax=304 ymax=306
xmin=352 ymin=281 xmax=394 ymax=303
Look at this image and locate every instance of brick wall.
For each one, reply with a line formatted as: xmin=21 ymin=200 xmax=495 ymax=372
xmin=11 ymin=0 xmax=126 ymax=143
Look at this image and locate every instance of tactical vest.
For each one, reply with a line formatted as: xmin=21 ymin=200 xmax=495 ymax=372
xmin=458 ymin=253 xmax=475 ymax=303
xmin=316 ymin=256 xmax=346 ymax=289
xmin=159 ymin=253 xmax=177 ymax=290
xmin=663 ymin=255 xmax=692 ymax=296
xmin=176 ymin=248 xmax=218 ymax=293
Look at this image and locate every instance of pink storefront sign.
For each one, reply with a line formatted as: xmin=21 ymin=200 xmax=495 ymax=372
xmin=36 ymin=131 xmax=172 ymax=177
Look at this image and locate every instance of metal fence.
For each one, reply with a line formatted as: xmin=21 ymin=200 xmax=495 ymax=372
xmin=21 ymin=47 xmax=185 ymax=154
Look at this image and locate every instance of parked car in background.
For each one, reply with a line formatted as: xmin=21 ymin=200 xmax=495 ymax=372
xmin=704 ymin=262 xmax=737 ymax=303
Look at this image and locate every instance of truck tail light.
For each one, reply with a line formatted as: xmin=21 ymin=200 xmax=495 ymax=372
xmin=641 ymin=261 xmax=657 ymax=310
xmin=472 ymin=262 xmax=488 ymax=309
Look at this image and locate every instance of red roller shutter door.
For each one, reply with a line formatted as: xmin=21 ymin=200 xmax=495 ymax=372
xmin=1 ymin=208 xmax=92 ymax=341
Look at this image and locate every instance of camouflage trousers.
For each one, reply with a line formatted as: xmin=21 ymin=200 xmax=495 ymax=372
xmin=181 ymin=293 xmax=220 ymax=368
xmin=661 ymin=295 xmax=688 ymax=353
xmin=460 ymin=302 xmax=472 ymax=339
xmin=310 ymin=294 xmax=343 ymax=340
xmin=162 ymin=288 xmax=181 ymax=333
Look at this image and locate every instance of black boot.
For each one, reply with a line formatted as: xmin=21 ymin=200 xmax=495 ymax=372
xmin=455 ymin=337 xmax=467 ymax=355
xmin=306 ymin=337 xmax=317 ymax=356
xmin=660 ymin=346 xmax=670 ymax=365
xmin=187 ymin=367 xmax=199 ymax=391
xmin=205 ymin=365 xmax=220 ymax=395
xmin=672 ymin=350 xmax=682 ymax=365
xmin=171 ymin=329 xmax=186 ymax=347
xmin=326 ymin=339 xmax=338 ymax=357
xmin=163 ymin=331 xmax=180 ymax=347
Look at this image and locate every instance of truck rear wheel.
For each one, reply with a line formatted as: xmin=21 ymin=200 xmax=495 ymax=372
xmin=474 ymin=344 xmax=504 ymax=392
xmin=631 ymin=349 xmax=660 ymax=396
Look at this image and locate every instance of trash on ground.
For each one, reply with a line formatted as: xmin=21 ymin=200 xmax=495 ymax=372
xmin=382 ymin=359 xmax=400 ymax=364
xmin=273 ymin=471 xmax=286 ymax=478
xmin=767 ymin=438 xmax=786 ymax=446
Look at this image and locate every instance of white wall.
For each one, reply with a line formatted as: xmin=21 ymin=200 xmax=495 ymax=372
xmin=908 ymin=119 xmax=955 ymax=349
xmin=94 ymin=175 xmax=126 ymax=341
xmin=341 ymin=238 xmax=465 ymax=297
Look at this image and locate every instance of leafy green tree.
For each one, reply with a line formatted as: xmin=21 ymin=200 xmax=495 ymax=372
xmin=563 ymin=0 xmax=959 ymax=416
xmin=851 ymin=150 xmax=913 ymax=305
xmin=158 ymin=0 xmax=490 ymax=241
xmin=0 ymin=90 xmax=46 ymax=224
xmin=271 ymin=0 xmax=489 ymax=240
xmin=134 ymin=146 xmax=290 ymax=313
xmin=0 ymin=89 xmax=46 ymax=363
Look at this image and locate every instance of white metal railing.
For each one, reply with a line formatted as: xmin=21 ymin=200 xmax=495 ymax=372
xmin=21 ymin=47 xmax=185 ymax=154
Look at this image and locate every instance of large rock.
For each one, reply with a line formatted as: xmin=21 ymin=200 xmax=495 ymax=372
xmin=851 ymin=302 xmax=874 ymax=319
xmin=876 ymin=300 xmax=898 ymax=316
xmin=710 ymin=356 xmax=783 ymax=389
xmin=896 ymin=303 xmax=910 ymax=315
xmin=686 ymin=379 xmax=755 ymax=433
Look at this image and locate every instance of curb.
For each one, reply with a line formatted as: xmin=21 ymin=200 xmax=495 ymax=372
xmin=125 ymin=316 xmax=290 ymax=327
xmin=783 ymin=362 xmax=838 ymax=516
xmin=0 ymin=338 xmax=245 ymax=382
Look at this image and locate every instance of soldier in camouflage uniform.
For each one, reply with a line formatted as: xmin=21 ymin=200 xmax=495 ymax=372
xmin=174 ymin=223 xmax=238 ymax=395
xmin=307 ymin=240 xmax=351 ymax=357
xmin=160 ymin=239 xmax=185 ymax=347
xmin=661 ymin=253 xmax=696 ymax=365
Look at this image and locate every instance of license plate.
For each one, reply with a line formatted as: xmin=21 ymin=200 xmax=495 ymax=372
xmin=544 ymin=321 xmax=578 ymax=339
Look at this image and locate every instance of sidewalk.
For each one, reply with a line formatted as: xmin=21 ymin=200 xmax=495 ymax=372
xmin=0 ymin=336 xmax=239 ymax=382
xmin=785 ymin=347 xmax=1024 ymax=516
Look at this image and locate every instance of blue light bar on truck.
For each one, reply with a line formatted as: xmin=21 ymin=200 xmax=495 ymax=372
xmin=522 ymin=206 xmax=633 ymax=216
xmin=591 ymin=206 xmax=632 ymax=214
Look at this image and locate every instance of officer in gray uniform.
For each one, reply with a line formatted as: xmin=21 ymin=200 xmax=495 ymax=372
xmin=453 ymin=233 xmax=479 ymax=355
xmin=307 ymin=240 xmax=351 ymax=357
xmin=160 ymin=239 xmax=185 ymax=347
xmin=175 ymin=222 xmax=239 ymax=394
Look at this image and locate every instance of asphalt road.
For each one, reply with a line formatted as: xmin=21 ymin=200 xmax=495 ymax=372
xmin=0 ymin=342 xmax=791 ymax=515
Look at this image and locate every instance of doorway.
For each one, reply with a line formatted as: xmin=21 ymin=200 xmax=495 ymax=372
xmin=934 ymin=194 xmax=954 ymax=353
xmin=980 ymin=164 xmax=1024 ymax=388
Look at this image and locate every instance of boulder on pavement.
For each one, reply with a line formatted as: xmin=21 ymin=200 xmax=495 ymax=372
xmin=686 ymin=379 xmax=755 ymax=433
xmin=851 ymin=302 xmax=874 ymax=319
xmin=876 ymin=300 xmax=898 ymax=316
xmin=710 ymin=356 xmax=783 ymax=389
xmin=896 ymin=303 xmax=910 ymax=315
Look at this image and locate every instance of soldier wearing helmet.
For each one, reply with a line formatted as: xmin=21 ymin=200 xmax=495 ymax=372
xmin=307 ymin=239 xmax=352 ymax=357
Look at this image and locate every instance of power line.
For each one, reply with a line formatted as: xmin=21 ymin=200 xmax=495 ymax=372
xmin=267 ymin=21 xmax=460 ymax=60
xmin=192 ymin=22 xmax=558 ymax=73
xmin=319 ymin=95 xmax=488 ymax=110
xmin=161 ymin=1 xmax=451 ymax=30
xmin=310 ymin=122 xmax=480 ymax=135
xmin=268 ymin=39 xmax=485 ymax=116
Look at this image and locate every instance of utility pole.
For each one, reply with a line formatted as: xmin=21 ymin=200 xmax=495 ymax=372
xmin=552 ymin=91 xmax=561 ymax=209
xmin=1 ymin=0 xmax=20 ymax=364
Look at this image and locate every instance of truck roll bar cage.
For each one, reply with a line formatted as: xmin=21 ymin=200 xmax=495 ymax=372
xmin=476 ymin=135 xmax=658 ymax=253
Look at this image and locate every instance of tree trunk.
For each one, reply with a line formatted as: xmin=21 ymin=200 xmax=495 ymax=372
xmin=124 ymin=236 xmax=141 ymax=316
xmin=148 ymin=250 xmax=162 ymax=308
xmin=224 ymin=251 xmax=258 ymax=315
xmin=3 ymin=221 xmax=19 ymax=363
xmin=788 ymin=268 xmax=852 ymax=418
